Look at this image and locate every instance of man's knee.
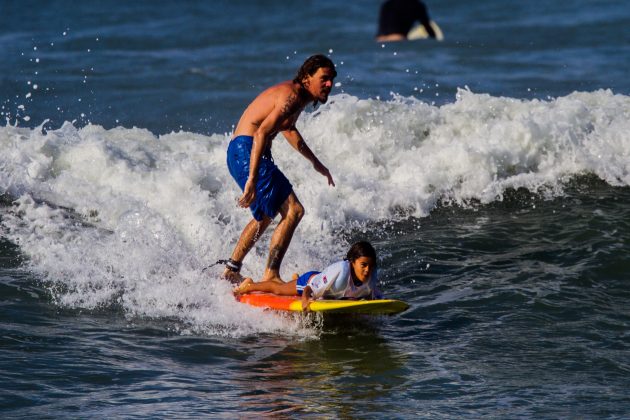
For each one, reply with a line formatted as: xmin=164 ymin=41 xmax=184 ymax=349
xmin=279 ymin=194 xmax=304 ymax=223
xmin=289 ymin=200 xmax=305 ymax=222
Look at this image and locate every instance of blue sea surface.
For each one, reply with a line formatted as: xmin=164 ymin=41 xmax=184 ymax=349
xmin=2 ymin=0 xmax=630 ymax=418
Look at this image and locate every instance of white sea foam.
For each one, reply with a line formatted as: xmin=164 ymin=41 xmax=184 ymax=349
xmin=1 ymin=89 xmax=629 ymax=336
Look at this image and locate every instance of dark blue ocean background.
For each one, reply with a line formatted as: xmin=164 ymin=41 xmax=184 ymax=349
xmin=2 ymin=0 xmax=630 ymax=417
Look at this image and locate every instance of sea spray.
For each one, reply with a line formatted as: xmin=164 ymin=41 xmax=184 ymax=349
xmin=1 ymin=90 xmax=629 ymax=336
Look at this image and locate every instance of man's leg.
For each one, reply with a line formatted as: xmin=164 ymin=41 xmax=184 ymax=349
xmin=222 ymin=216 xmax=272 ymax=283
xmin=261 ymin=192 xmax=304 ymax=283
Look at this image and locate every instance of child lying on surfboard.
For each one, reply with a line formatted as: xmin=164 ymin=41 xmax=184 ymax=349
xmin=234 ymin=241 xmax=382 ymax=311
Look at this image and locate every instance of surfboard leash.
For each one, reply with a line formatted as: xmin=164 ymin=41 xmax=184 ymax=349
xmin=202 ymin=258 xmax=242 ymax=274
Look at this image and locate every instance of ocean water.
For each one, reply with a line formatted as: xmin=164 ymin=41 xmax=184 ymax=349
xmin=1 ymin=0 xmax=630 ymax=417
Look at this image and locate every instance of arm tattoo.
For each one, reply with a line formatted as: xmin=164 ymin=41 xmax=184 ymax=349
xmin=280 ymin=92 xmax=300 ymax=118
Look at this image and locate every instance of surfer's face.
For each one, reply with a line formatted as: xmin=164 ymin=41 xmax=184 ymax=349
xmin=351 ymin=256 xmax=375 ymax=283
xmin=303 ymin=67 xmax=335 ymax=103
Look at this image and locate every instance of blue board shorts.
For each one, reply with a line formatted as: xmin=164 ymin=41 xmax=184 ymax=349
xmin=295 ymin=271 xmax=320 ymax=296
xmin=227 ymin=135 xmax=293 ymax=221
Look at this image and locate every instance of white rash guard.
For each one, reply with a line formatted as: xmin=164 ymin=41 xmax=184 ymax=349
xmin=307 ymin=260 xmax=382 ymax=300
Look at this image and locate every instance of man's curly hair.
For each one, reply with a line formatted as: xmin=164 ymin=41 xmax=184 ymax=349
xmin=293 ymin=54 xmax=337 ymax=86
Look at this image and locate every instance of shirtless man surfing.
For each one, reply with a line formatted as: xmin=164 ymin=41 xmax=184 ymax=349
xmin=223 ymin=54 xmax=336 ymax=284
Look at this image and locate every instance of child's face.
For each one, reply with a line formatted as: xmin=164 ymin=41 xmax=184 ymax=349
xmin=351 ymin=256 xmax=375 ymax=283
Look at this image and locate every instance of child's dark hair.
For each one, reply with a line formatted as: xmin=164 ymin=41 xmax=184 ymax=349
xmin=345 ymin=241 xmax=377 ymax=265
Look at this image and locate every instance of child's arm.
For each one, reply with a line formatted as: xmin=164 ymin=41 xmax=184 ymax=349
xmin=301 ymin=285 xmax=314 ymax=311
xmin=370 ymin=268 xmax=383 ymax=299
xmin=371 ymin=284 xmax=384 ymax=299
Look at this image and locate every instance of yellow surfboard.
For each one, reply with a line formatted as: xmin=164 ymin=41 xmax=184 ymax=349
xmin=408 ymin=20 xmax=444 ymax=41
xmin=238 ymin=293 xmax=409 ymax=315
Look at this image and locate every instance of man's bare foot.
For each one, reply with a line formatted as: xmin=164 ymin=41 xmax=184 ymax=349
xmin=222 ymin=269 xmax=244 ymax=285
xmin=260 ymin=272 xmax=284 ymax=284
xmin=233 ymin=278 xmax=254 ymax=295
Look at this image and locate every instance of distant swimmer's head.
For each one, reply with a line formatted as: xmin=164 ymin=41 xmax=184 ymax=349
xmin=345 ymin=241 xmax=377 ymax=283
xmin=293 ymin=54 xmax=337 ymax=105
